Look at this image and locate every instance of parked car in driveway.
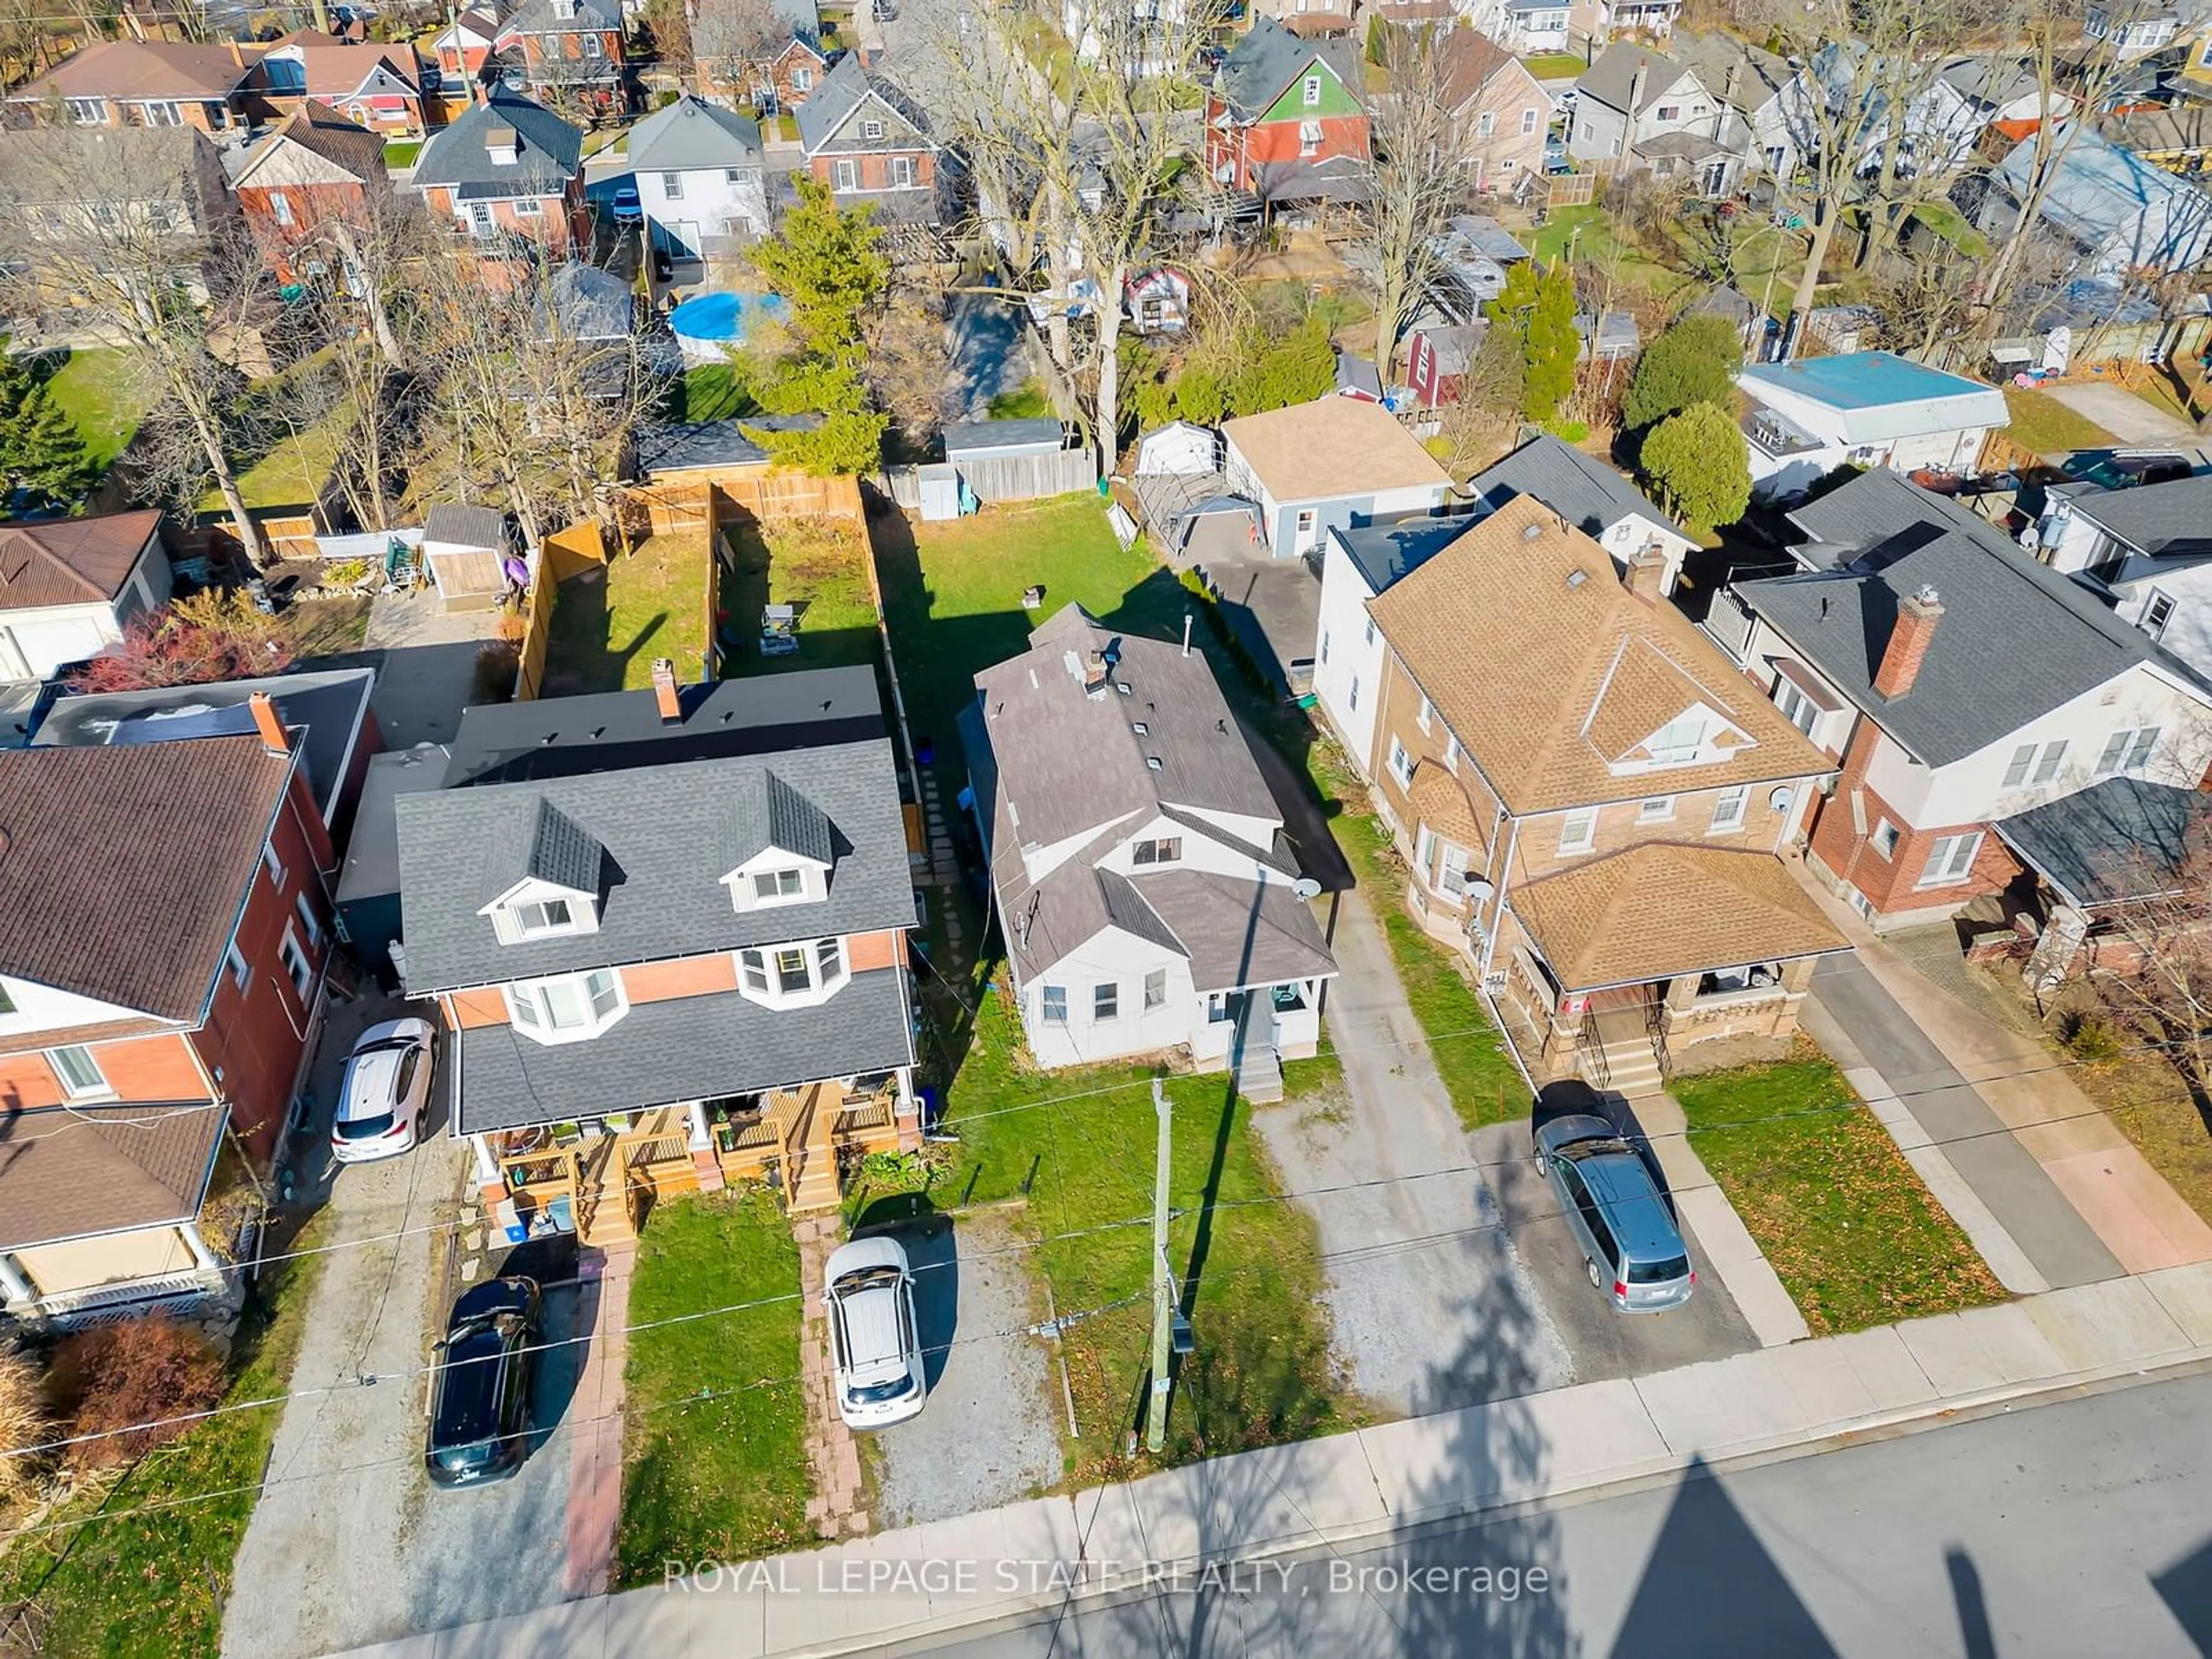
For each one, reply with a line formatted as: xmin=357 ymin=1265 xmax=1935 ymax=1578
xmin=1532 ymin=1112 xmax=1696 ymax=1311
xmin=426 ymin=1276 xmax=541 ymax=1488
xmin=824 ymin=1236 xmax=927 ymax=1429
xmin=610 ymin=184 xmax=642 ymax=225
xmin=331 ymin=1018 xmax=435 ymax=1164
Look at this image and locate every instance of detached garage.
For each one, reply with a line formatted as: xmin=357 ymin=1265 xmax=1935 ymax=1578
xmin=0 ymin=511 xmax=172 ymax=684
xmin=420 ymin=503 xmax=514 ymax=612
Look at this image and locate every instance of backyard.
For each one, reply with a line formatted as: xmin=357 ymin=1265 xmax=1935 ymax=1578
xmin=1673 ymin=1050 xmax=2010 ymax=1336
xmin=201 ymin=399 xmax=357 ymax=515
xmin=35 ymin=347 xmax=144 ymax=480
xmin=616 ymin=1187 xmax=810 ymax=1586
xmin=673 ymin=363 xmax=753 ymax=423
xmin=2002 ymin=387 xmax=2118 ymax=456
xmin=719 ymin=514 xmax=878 ymax=675
xmin=541 ymin=532 xmax=712 ymax=695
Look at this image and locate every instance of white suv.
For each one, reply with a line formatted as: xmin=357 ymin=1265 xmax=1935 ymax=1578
xmin=330 ymin=1018 xmax=435 ymax=1164
xmin=823 ymin=1236 xmax=927 ymax=1429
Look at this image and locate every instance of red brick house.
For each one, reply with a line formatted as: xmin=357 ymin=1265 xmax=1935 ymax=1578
xmin=796 ymin=52 xmax=940 ymax=222
xmin=498 ymin=0 xmax=627 ymax=116
xmin=229 ymin=102 xmax=388 ymax=280
xmin=258 ymin=31 xmax=436 ymax=138
xmin=4 ymin=38 xmax=266 ymax=132
xmin=409 ymin=88 xmax=586 ymax=252
xmin=1203 ymin=14 xmax=1369 ymax=204
xmin=430 ymin=2 xmax=505 ymax=113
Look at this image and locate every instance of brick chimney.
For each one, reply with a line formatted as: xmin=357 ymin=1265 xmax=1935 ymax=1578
xmin=650 ymin=657 xmax=680 ymax=722
xmin=248 ymin=690 xmax=289 ymax=753
xmin=1873 ymin=585 xmax=1942 ymax=699
xmin=1623 ymin=547 xmax=1666 ymax=604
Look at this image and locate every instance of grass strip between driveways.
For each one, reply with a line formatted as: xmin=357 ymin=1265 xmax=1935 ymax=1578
xmin=1673 ymin=1050 xmax=2009 ymax=1336
xmin=615 ymin=1187 xmax=809 ymax=1585
xmin=0 ymin=1219 xmax=328 ymax=1659
xmin=2001 ymin=387 xmax=2118 ymax=456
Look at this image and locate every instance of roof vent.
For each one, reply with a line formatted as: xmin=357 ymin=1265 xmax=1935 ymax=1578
xmin=1146 ymin=756 xmax=1163 ymax=771
xmin=1521 ymin=522 xmax=1544 ymax=543
xmin=1565 ymin=569 xmax=1588 ymax=589
xmin=1133 ymin=721 xmax=1150 ymax=734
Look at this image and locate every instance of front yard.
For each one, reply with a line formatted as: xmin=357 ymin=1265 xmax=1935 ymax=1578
xmin=541 ymin=532 xmax=712 ymax=694
xmin=1674 ymin=1050 xmax=2009 ymax=1335
xmin=616 ymin=1187 xmax=810 ymax=1585
xmin=719 ymin=515 xmax=878 ymax=675
xmin=0 ymin=1224 xmax=326 ymax=1659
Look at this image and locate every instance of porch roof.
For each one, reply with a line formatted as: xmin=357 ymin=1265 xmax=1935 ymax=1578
xmin=1510 ymin=843 xmax=1847 ymax=994
xmin=1992 ymin=776 xmax=2212 ymax=910
xmin=0 ymin=1100 xmax=225 ymax=1251
xmin=450 ymin=967 xmax=914 ymax=1134
xmin=1408 ymin=760 xmax=1487 ymax=854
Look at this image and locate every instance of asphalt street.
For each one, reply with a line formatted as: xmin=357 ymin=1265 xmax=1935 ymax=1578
xmin=882 ymin=1366 xmax=2212 ymax=1658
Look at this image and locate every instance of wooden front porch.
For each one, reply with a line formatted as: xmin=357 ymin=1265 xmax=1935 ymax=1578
xmin=484 ymin=1078 xmax=911 ymax=1245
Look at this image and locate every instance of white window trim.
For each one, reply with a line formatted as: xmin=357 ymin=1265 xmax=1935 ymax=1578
xmin=1637 ymin=796 xmax=1676 ymax=824
xmin=1143 ymin=968 xmax=1168 ymax=1011
xmin=279 ymin=926 xmax=313 ymax=1001
xmin=505 ymin=967 xmax=628 ymax=1044
xmin=1415 ymin=695 xmax=1433 ymax=735
xmin=1388 ymin=738 xmax=1415 ymax=790
xmin=2143 ymin=589 xmax=2175 ymax=639
xmin=2094 ymin=725 xmax=2161 ymax=777
xmin=1303 ymin=73 xmax=1322 ymax=105
xmin=734 ymin=937 xmax=850 ymax=1010
xmin=262 ymin=843 xmax=285 ymax=889
xmin=225 ymin=941 xmax=249 ymax=991
xmin=1707 ymin=786 xmax=1748 ymax=835
xmin=1917 ymin=831 xmax=1983 ymax=889
xmin=1558 ymin=807 xmax=1597 ymax=855
xmin=1093 ymin=982 xmax=1119 ymax=1022
xmin=294 ymin=893 xmax=323 ymax=949
xmin=1872 ymin=818 xmax=1901 ymax=859
xmin=1041 ymin=984 xmax=1069 ymax=1023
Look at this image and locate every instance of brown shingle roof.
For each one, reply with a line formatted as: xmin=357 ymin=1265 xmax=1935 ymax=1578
xmin=0 ymin=512 xmax=161 ymax=612
xmin=1222 ymin=396 xmax=1450 ymax=502
xmin=1368 ymin=494 xmax=1832 ymax=813
xmin=269 ymin=32 xmax=424 ymax=99
xmin=234 ymin=100 xmax=386 ymax=187
xmin=1408 ymin=761 xmax=1486 ymax=852
xmin=0 ymin=1100 xmax=226 ymax=1250
xmin=1510 ymin=843 xmax=1846 ymax=992
xmin=0 ymin=738 xmax=293 ymax=1021
xmin=1435 ymin=28 xmax=1522 ymax=109
xmin=15 ymin=38 xmax=262 ymax=102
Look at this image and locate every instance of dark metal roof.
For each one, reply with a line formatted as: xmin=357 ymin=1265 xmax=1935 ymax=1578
xmin=633 ymin=415 xmax=820 ymax=475
xmin=1332 ymin=514 xmax=1481 ymax=595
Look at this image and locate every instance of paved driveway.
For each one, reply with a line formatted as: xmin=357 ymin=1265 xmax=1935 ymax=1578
xmin=2043 ymin=381 xmax=2203 ymax=449
xmin=868 ymin=1208 xmax=1063 ymax=1529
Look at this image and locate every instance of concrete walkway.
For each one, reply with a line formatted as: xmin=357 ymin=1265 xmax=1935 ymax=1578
xmin=1633 ymin=1093 xmax=1809 ymax=1348
xmin=563 ymin=1243 xmax=635 ymax=1599
xmin=1796 ymin=867 xmax=2212 ymax=1288
xmin=795 ymin=1215 xmax=870 ymax=1542
xmin=329 ymin=1263 xmax=2212 ymax=1659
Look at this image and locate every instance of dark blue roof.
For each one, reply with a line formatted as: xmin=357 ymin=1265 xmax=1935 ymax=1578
xmin=1993 ymin=777 xmax=2212 ymax=908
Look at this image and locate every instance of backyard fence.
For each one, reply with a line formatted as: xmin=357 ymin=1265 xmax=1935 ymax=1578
xmin=514 ymin=521 xmax=608 ymax=701
xmin=877 ymin=448 xmax=1096 ymax=510
xmin=621 ymin=471 xmax=865 ymax=540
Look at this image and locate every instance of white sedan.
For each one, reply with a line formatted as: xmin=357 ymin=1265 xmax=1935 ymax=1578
xmin=330 ymin=1018 xmax=436 ymax=1164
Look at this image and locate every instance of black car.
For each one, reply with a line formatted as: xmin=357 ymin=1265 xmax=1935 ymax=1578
xmin=425 ymin=1276 xmax=541 ymax=1488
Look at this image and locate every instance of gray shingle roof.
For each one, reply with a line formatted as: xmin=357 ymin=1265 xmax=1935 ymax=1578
xmin=1738 ymin=474 xmax=2184 ymax=766
xmin=1215 ymin=14 xmax=1361 ymax=123
xmin=2063 ymin=475 xmax=2212 ymax=562
xmin=1993 ymin=776 xmax=2212 ymax=910
xmin=1467 ymin=433 xmax=1683 ymax=543
xmin=503 ymin=0 xmax=621 ymax=35
xmin=728 ymin=769 xmax=835 ymax=869
xmin=452 ymin=969 xmax=913 ymax=1133
xmin=795 ymin=51 xmax=929 ymax=154
xmin=494 ymin=796 xmax=603 ymax=901
xmin=1575 ymin=42 xmax=1692 ymax=116
xmin=1120 ymin=869 xmax=1336 ymax=992
xmin=424 ymin=502 xmax=507 ymax=551
xmin=943 ymin=418 xmax=1063 ymax=454
xmin=411 ymin=89 xmax=580 ymax=194
xmin=626 ymin=93 xmax=762 ymax=173
xmin=396 ymin=740 xmax=911 ymax=993
xmin=634 ymin=416 xmax=820 ymax=475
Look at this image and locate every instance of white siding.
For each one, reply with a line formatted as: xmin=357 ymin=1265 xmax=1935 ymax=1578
xmin=1021 ymin=926 xmax=1202 ymax=1067
xmin=2111 ymin=566 xmax=2212 ymax=680
xmin=0 ymin=974 xmax=161 ymax=1041
xmin=1312 ymin=529 xmax=1388 ymax=773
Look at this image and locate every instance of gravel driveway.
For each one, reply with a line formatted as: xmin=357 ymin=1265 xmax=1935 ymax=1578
xmin=869 ymin=1209 xmax=1063 ymax=1529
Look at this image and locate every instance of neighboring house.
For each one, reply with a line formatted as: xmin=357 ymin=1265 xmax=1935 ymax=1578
xmin=960 ymin=605 xmax=1337 ymax=1093
xmin=1921 ymin=56 xmax=2069 ymax=171
xmin=2035 ymin=475 xmax=2212 ymax=673
xmin=795 ymin=52 xmax=940 ymax=222
xmin=1435 ymin=28 xmax=1551 ymax=195
xmin=5 ymin=38 xmax=264 ymax=131
xmin=1465 ymin=433 xmax=1696 ymax=596
xmin=625 ymin=93 xmax=768 ymax=257
xmin=1736 ymin=350 xmax=2010 ymax=502
xmin=410 ymin=89 xmax=586 ymax=251
xmin=0 ymin=728 xmax=337 ymax=1327
xmin=227 ymin=101 xmax=388 ymax=280
xmin=1569 ymin=0 xmax=1681 ymax=44
xmin=1203 ymin=14 xmax=1370 ymax=203
xmin=1969 ymin=123 xmax=2212 ymax=278
xmin=431 ymin=3 xmax=506 ymax=96
xmin=1221 ymin=394 xmax=1453 ymax=556
xmin=1344 ymin=493 xmax=1843 ymax=1084
xmin=1491 ymin=0 xmax=1573 ymax=55
xmin=498 ymin=0 xmax=627 ymax=114
xmin=1406 ymin=319 xmax=1487 ymax=408
xmin=0 ymin=512 xmax=172 ymax=684
xmin=1065 ymin=0 xmax=1192 ymax=76
xmin=1671 ymin=29 xmax=1810 ymax=179
xmin=1567 ymin=42 xmax=1749 ymax=196
xmin=395 ymin=664 xmax=922 ymax=1237
xmin=0 ymin=124 xmax=237 ymax=304
xmin=737 ymin=33 xmax=830 ymax=108
xmin=259 ymin=30 xmax=434 ymax=135
xmin=32 ymin=665 xmax=380 ymax=844
xmin=2086 ymin=1 xmax=2187 ymax=57
xmin=2099 ymin=101 xmax=2212 ymax=176
xmin=1715 ymin=467 xmax=2212 ymax=928
xmin=1426 ymin=211 xmax=1529 ymax=319
xmin=1124 ymin=266 xmax=1191 ymax=333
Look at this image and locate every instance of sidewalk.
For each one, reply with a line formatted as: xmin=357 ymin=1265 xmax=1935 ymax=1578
xmin=1793 ymin=867 xmax=2212 ymax=1289
xmin=331 ymin=1263 xmax=2212 ymax=1659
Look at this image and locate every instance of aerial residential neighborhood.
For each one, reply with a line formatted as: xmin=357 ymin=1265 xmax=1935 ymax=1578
xmin=5 ymin=0 xmax=2212 ymax=1651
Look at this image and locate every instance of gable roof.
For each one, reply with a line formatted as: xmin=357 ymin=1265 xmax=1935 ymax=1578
xmin=1783 ymin=463 xmax=2010 ymax=568
xmin=626 ymin=93 xmax=763 ymax=172
xmin=1575 ymin=42 xmax=1698 ymax=116
xmin=0 ymin=738 xmax=294 ymax=1022
xmin=230 ymin=100 xmax=385 ymax=190
xmin=12 ymin=38 xmax=262 ymax=103
xmin=0 ymin=1100 xmax=228 ymax=1251
xmin=1222 ymin=395 xmax=1451 ymax=502
xmin=266 ymin=31 xmax=424 ymax=99
xmin=0 ymin=511 xmax=160 ymax=611
xmin=728 ymin=768 xmax=835 ymax=868
xmin=411 ymin=89 xmax=581 ymax=193
xmin=1669 ymin=29 xmax=1796 ymax=111
xmin=1369 ymin=495 xmax=1831 ymax=812
xmin=1434 ymin=28 xmax=1531 ymax=109
xmin=1994 ymin=775 xmax=2212 ymax=910
xmin=503 ymin=0 xmax=622 ymax=33
xmin=1738 ymin=472 xmax=2198 ymax=767
xmin=1995 ymin=124 xmax=2212 ymax=254
xmin=2062 ymin=475 xmax=2212 ymax=564
xmin=1466 ymin=433 xmax=1684 ymax=544
xmin=795 ymin=51 xmax=930 ymax=154
xmin=1214 ymin=14 xmax=1361 ymax=123
xmin=493 ymin=796 xmax=603 ymax=899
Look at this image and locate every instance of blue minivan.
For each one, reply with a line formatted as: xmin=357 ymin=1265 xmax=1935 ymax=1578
xmin=1533 ymin=1112 xmax=1696 ymax=1312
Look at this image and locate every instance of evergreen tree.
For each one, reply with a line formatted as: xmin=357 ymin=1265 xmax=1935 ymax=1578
xmin=1525 ymin=262 xmax=1579 ymax=425
xmin=0 ymin=346 xmax=89 ymax=507
xmin=1640 ymin=403 xmax=1751 ymax=537
xmin=1622 ymin=312 xmax=1743 ymax=433
xmin=743 ymin=179 xmax=892 ymax=475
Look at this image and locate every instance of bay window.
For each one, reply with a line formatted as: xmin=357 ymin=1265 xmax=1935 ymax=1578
xmin=506 ymin=967 xmax=626 ymax=1043
xmin=735 ymin=936 xmax=850 ymax=1009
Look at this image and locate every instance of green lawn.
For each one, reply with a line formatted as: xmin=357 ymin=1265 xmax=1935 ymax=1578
xmin=36 ymin=347 xmax=145 ymax=475
xmin=2002 ymin=387 xmax=2118 ymax=456
xmin=918 ymin=995 xmax=1366 ymax=1475
xmin=676 ymin=362 xmax=756 ymax=422
xmin=721 ymin=516 xmax=878 ymax=674
xmin=0 ymin=1225 xmax=325 ymax=1658
xmin=1673 ymin=1052 xmax=2009 ymax=1336
xmin=985 ymin=382 xmax=1051 ymax=421
xmin=616 ymin=1187 xmax=810 ymax=1584
xmin=1520 ymin=52 xmax=1587 ymax=78
xmin=203 ymin=399 xmax=355 ymax=514
xmin=382 ymin=138 xmax=422 ymax=171
xmin=543 ymin=533 xmax=711 ymax=694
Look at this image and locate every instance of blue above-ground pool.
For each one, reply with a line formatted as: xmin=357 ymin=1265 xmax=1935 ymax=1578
xmin=669 ymin=291 xmax=789 ymax=363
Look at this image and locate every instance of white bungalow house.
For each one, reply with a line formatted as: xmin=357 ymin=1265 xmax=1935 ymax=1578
xmin=960 ymin=605 xmax=1336 ymax=1099
xmin=1220 ymin=395 xmax=1453 ymax=556
xmin=624 ymin=93 xmax=768 ymax=259
xmin=1737 ymin=351 xmax=2010 ymax=502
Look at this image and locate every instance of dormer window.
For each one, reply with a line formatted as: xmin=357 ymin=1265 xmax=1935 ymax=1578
xmin=752 ymin=869 xmax=806 ymax=904
xmin=736 ymin=937 xmax=850 ymax=1009
xmin=514 ymin=897 xmax=577 ymax=935
xmin=723 ymin=770 xmax=837 ymax=912
xmin=506 ymin=968 xmax=626 ymax=1044
xmin=1132 ymin=837 xmax=1181 ymax=865
xmin=481 ymin=798 xmax=604 ymax=944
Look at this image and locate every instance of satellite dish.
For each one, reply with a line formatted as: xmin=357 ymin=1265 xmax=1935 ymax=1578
xmin=1768 ymin=786 xmax=1796 ymax=813
xmin=1291 ymin=877 xmax=1324 ymax=900
xmin=1465 ymin=880 xmax=1496 ymax=904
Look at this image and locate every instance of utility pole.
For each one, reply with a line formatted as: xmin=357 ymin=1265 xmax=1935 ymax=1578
xmin=1144 ymin=1077 xmax=1173 ymax=1455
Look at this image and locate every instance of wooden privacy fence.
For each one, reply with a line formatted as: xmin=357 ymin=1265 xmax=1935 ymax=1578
xmin=514 ymin=521 xmax=608 ymax=701
xmin=620 ymin=471 xmax=865 ymax=541
xmin=878 ymin=447 xmax=1096 ymax=509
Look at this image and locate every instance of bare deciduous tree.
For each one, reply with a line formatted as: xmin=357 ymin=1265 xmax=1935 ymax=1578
xmin=1359 ymin=24 xmax=1478 ymax=379
xmin=691 ymin=0 xmax=785 ymax=104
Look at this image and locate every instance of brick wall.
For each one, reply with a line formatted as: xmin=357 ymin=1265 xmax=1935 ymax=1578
xmin=810 ymin=150 xmax=935 ymax=194
xmin=1807 ymin=721 xmax=2023 ymax=918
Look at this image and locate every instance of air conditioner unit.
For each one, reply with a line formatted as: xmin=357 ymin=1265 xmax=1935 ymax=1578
xmin=1480 ymin=970 xmax=1508 ymax=995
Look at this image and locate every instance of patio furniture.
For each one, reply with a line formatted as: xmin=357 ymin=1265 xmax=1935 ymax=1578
xmin=761 ymin=603 xmax=799 ymax=656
